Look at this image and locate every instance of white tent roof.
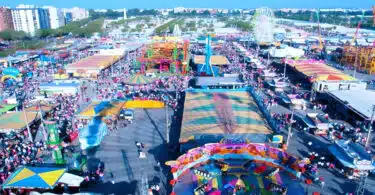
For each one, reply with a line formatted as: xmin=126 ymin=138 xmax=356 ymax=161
xmin=58 ymin=173 xmax=84 ymax=187
xmin=270 ymin=47 xmax=305 ymax=58
xmin=329 ymin=90 xmax=375 ymax=119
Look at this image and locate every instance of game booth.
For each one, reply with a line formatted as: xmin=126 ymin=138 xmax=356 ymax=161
xmin=167 ymin=142 xmax=307 ymax=195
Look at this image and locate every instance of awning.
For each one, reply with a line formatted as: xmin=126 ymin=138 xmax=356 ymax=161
xmin=328 ymin=145 xmax=356 ymax=168
xmin=58 ymin=173 xmax=84 ymax=187
xmin=2 ymin=166 xmax=66 ymax=189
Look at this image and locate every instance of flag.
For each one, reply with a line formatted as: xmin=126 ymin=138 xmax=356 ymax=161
xmin=373 ymin=6 xmax=375 ymax=25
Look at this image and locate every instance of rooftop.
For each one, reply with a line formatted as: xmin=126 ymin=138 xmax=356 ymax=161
xmin=329 ymin=90 xmax=375 ymax=119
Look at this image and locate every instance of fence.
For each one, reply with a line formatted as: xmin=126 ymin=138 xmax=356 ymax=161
xmin=247 ymin=84 xmax=279 ymax=134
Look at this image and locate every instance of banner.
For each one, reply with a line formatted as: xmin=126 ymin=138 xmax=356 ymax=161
xmin=373 ymin=6 xmax=375 ymax=25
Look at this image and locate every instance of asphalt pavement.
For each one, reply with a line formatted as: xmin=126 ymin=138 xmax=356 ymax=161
xmin=81 ymin=108 xmax=172 ymax=195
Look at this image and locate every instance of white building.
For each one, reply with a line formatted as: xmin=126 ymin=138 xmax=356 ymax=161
xmin=63 ymin=7 xmax=89 ymax=21
xmin=174 ymin=7 xmax=186 ymax=13
xmin=123 ymin=8 xmax=127 ymax=20
xmin=11 ymin=5 xmax=51 ymax=35
xmin=44 ymin=6 xmax=64 ymax=29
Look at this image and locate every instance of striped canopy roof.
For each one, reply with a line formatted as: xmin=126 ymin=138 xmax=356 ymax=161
xmin=286 ymin=59 xmax=355 ymax=81
xmin=124 ymin=74 xmax=156 ymax=85
xmin=180 ymin=90 xmax=271 ymax=143
xmin=0 ymin=112 xmax=39 ymax=132
xmin=2 ymin=166 xmax=66 ymax=189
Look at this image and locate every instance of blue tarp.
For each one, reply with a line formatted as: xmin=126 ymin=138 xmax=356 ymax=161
xmin=328 ymin=144 xmax=357 ymax=169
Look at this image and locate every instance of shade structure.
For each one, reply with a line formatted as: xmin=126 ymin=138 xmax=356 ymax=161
xmin=66 ymin=55 xmax=121 ymax=77
xmin=0 ymin=112 xmax=39 ymax=133
xmin=193 ymin=55 xmax=230 ymax=65
xmin=2 ymin=166 xmax=66 ymax=189
xmin=0 ymin=104 xmax=17 ymax=114
xmin=124 ymin=74 xmax=156 ymax=85
xmin=285 ymin=59 xmax=355 ymax=82
xmin=180 ymin=89 xmax=272 ymax=144
xmin=25 ymin=104 xmax=56 ymax=113
xmin=76 ymin=101 xmax=125 ymax=119
xmin=58 ymin=173 xmax=84 ymax=187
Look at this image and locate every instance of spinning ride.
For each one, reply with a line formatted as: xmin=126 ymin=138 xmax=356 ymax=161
xmin=167 ymin=142 xmax=306 ymax=195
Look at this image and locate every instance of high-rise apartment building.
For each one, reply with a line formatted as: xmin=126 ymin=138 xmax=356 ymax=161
xmin=63 ymin=7 xmax=89 ymax=21
xmin=64 ymin=12 xmax=73 ymax=25
xmin=11 ymin=5 xmax=50 ymax=35
xmin=44 ymin=6 xmax=65 ymax=29
xmin=0 ymin=7 xmax=14 ymax=31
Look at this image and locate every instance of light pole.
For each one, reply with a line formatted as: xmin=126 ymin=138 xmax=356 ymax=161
xmin=286 ymin=109 xmax=295 ymax=147
xmin=365 ymin=105 xmax=375 ymax=148
xmin=283 ymin=56 xmax=292 ymax=79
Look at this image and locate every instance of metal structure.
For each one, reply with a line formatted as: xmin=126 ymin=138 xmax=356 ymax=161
xmin=341 ymin=46 xmax=375 ymax=74
xmin=173 ymin=24 xmax=182 ymax=37
xmin=136 ymin=40 xmax=190 ymax=74
xmin=252 ymin=7 xmax=275 ymax=45
xmin=199 ymin=35 xmax=215 ymax=76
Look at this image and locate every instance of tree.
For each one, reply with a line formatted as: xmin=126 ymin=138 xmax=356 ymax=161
xmin=0 ymin=30 xmax=29 ymax=41
xmin=36 ymin=29 xmax=53 ymax=38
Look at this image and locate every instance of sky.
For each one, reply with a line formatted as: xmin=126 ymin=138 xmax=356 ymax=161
xmin=1 ymin=0 xmax=374 ymax=9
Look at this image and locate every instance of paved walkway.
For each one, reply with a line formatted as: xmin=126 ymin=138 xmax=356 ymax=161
xmin=82 ymin=108 xmax=171 ymax=195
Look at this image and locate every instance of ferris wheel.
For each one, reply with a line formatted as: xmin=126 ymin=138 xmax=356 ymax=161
xmin=252 ymin=7 xmax=275 ymax=44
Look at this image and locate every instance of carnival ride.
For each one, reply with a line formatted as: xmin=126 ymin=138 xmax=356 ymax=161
xmin=252 ymin=7 xmax=275 ymax=45
xmin=341 ymin=46 xmax=375 ymax=74
xmin=167 ymin=142 xmax=306 ymax=195
xmin=136 ymin=38 xmax=190 ymax=74
xmin=340 ymin=11 xmax=375 ymax=74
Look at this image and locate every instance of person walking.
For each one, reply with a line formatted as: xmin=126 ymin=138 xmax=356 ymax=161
xmin=110 ymin=172 xmax=115 ymax=184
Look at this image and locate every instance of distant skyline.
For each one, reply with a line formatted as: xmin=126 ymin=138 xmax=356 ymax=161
xmin=1 ymin=0 xmax=374 ymax=9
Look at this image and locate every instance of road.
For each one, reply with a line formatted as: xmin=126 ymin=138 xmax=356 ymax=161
xmin=81 ymin=108 xmax=172 ymax=195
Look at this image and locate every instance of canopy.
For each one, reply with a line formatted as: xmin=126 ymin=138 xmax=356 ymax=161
xmin=66 ymin=55 xmax=121 ymax=76
xmin=194 ymin=55 xmax=230 ymax=65
xmin=180 ymin=90 xmax=271 ymax=143
xmin=0 ymin=112 xmax=39 ymax=133
xmin=0 ymin=104 xmax=17 ymax=114
xmin=328 ymin=140 xmax=375 ymax=170
xmin=76 ymin=101 xmax=125 ymax=119
xmin=124 ymin=74 xmax=156 ymax=85
xmin=25 ymin=104 xmax=56 ymax=113
xmin=286 ymin=59 xmax=355 ymax=82
xmin=269 ymin=46 xmax=305 ymax=58
xmin=328 ymin=144 xmax=357 ymax=168
xmin=2 ymin=166 xmax=66 ymax=189
xmin=58 ymin=173 xmax=84 ymax=187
